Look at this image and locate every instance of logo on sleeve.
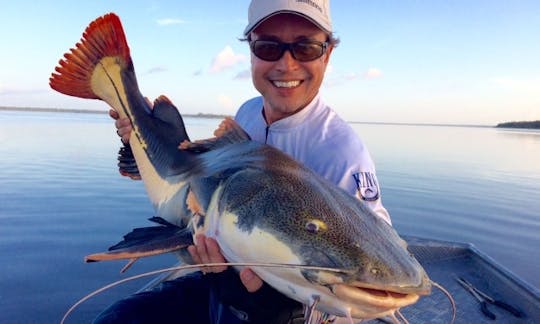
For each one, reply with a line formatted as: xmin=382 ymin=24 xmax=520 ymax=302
xmin=352 ymin=172 xmax=380 ymax=201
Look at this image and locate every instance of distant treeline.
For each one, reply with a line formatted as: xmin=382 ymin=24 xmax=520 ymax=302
xmin=0 ymin=106 xmax=107 ymax=114
xmin=0 ymin=106 xmax=229 ymax=119
xmin=4 ymin=106 xmax=538 ymax=128
xmin=496 ymin=120 xmax=540 ymax=129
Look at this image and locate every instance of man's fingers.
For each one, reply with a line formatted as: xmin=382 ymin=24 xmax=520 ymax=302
xmin=194 ymin=235 xmax=210 ymax=264
xmin=109 ymin=109 xmax=119 ymax=120
xmin=114 ymin=118 xmax=133 ymax=143
xmin=187 ymin=245 xmax=202 ymax=264
xmin=205 ymin=237 xmax=227 ymax=272
xmin=189 ymin=235 xmax=227 ymax=273
xmin=240 ymin=268 xmax=264 ymax=293
xmin=189 ymin=235 xmax=262 ymax=291
xmin=115 ymin=117 xmax=131 ymax=129
xmin=213 ymin=117 xmax=234 ymax=137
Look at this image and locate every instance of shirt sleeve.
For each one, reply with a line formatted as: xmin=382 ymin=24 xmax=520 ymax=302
xmin=308 ymin=126 xmax=392 ymax=225
xmin=335 ymin=162 xmax=392 ymax=225
xmin=355 ymin=173 xmax=392 ymax=225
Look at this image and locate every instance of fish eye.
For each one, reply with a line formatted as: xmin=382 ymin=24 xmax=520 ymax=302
xmin=305 ymin=219 xmax=328 ymax=233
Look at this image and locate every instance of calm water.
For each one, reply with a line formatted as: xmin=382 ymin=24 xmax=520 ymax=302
xmin=1 ymin=110 xmax=539 ymax=323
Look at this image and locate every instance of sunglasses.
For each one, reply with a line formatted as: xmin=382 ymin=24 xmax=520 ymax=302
xmin=249 ymin=40 xmax=328 ymax=62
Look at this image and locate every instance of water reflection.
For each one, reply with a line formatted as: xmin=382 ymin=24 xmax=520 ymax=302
xmin=350 ymin=122 xmax=540 ymax=291
xmin=1 ymin=111 xmax=539 ymax=323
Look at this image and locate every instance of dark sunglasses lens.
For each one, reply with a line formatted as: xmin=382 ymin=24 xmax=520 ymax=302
xmin=251 ymin=41 xmax=326 ymax=62
xmin=252 ymin=41 xmax=283 ymax=61
xmin=291 ymin=42 xmax=324 ymax=61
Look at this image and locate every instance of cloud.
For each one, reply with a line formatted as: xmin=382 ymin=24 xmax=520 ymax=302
xmin=233 ymin=69 xmax=251 ymax=80
xmin=364 ymin=67 xmax=383 ymax=80
xmin=322 ymin=72 xmax=358 ymax=87
xmin=344 ymin=72 xmax=360 ymax=80
xmin=210 ymin=46 xmax=247 ymax=73
xmin=192 ymin=69 xmax=203 ymax=77
xmin=323 ymin=67 xmax=383 ymax=87
xmin=157 ymin=18 xmax=186 ymax=26
xmin=143 ymin=66 xmax=168 ymax=75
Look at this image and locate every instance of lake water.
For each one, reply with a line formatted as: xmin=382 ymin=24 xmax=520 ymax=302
xmin=1 ymin=110 xmax=539 ymax=323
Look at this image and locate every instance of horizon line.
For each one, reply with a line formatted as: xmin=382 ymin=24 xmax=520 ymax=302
xmin=0 ymin=105 xmax=511 ymax=128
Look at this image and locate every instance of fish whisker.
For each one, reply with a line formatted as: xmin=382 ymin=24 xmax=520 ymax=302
xmin=431 ymin=280 xmax=456 ymax=323
xmin=395 ymin=310 xmax=409 ymax=324
xmin=61 ymin=262 xmax=351 ymax=324
xmin=120 ymin=257 xmax=139 ymax=273
xmin=304 ymin=295 xmax=321 ymax=323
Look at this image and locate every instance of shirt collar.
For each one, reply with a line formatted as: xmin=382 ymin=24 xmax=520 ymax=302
xmin=264 ymin=94 xmax=323 ymax=131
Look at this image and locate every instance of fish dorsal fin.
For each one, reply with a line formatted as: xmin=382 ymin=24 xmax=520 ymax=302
xmin=49 ymin=13 xmax=130 ymax=99
xmin=152 ymin=95 xmax=191 ymax=142
xmin=181 ymin=117 xmax=251 ymax=153
xmin=115 ymin=96 xmax=190 ymax=180
xmin=216 ymin=117 xmax=252 ymax=144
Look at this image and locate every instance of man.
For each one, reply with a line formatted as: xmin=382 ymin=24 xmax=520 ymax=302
xmin=99 ymin=0 xmax=390 ymax=322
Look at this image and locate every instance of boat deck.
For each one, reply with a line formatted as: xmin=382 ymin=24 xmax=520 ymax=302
xmin=368 ymin=236 xmax=540 ymax=323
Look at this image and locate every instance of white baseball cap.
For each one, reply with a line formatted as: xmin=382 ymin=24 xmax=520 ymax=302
xmin=244 ymin=0 xmax=333 ymax=36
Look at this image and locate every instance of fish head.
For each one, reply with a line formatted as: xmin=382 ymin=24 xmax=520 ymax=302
xmin=287 ymin=191 xmax=431 ymax=318
xmin=214 ymin=161 xmax=431 ymax=319
xmin=302 ymin=210 xmax=432 ymax=318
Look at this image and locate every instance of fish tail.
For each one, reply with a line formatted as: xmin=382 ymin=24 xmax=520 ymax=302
xmin=49 ymin=13 xmax=130 ymax=99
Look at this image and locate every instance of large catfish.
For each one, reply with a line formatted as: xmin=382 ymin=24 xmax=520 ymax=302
xmin=49 ymin=13 xmax=431 ymax=320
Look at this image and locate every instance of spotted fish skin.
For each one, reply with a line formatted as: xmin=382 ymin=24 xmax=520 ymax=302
xmin=49 ymin=13 xmax=431 ymax=320
xmin=192 ymin=140 xmax=431 ymax=318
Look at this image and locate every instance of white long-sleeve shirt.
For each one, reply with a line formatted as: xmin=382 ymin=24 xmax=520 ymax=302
xmin=234 ymin=94 xmax=391 ymax=225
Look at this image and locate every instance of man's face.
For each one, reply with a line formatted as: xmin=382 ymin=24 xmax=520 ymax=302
xmin=250 ymin=14 xmax=333 ymax=124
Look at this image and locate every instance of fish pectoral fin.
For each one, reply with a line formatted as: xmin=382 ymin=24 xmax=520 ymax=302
xmin=84 ymin=226 xmax=193 ymax=262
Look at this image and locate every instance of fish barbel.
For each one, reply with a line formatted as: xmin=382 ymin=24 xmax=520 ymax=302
xmin=49 ymin=13 xmax=431 ymax=320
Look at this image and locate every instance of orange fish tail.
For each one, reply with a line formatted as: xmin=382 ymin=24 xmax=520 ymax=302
xmin=49 ymin=13 xmax=131 ymax=99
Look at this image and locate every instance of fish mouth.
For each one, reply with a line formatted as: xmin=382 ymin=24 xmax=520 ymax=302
xmin=331 ymin=280 xmax=431 ymax=319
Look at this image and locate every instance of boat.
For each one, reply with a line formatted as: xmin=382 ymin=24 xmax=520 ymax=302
xmin=386 ymin=236 xmax=539 ymax=323
xmin=138 ymin=236 xmax=540 ymax=323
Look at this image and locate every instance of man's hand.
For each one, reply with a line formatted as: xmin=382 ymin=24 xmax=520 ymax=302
xmin=239 ymin=267 xmax=264 ymax=293
xmin=109 ymin=109 xmax=132 ymax=143
xmin=188 ymin=234 xmax=264 ymax=293
xmin=188 ymin=234 xmax=227 ymax=273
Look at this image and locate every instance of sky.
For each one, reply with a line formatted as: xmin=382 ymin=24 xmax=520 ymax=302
xmin=1 ymin=0 xmax=539 ymax=125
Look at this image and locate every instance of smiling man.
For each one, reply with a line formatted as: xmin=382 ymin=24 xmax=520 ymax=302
xmin=233 ymin=1 xmax=389 ymax=224
xmin=246 ymin=12 xmax=333 ymax=124
xmin=102 ymin=0 xmax=391 ymax=323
